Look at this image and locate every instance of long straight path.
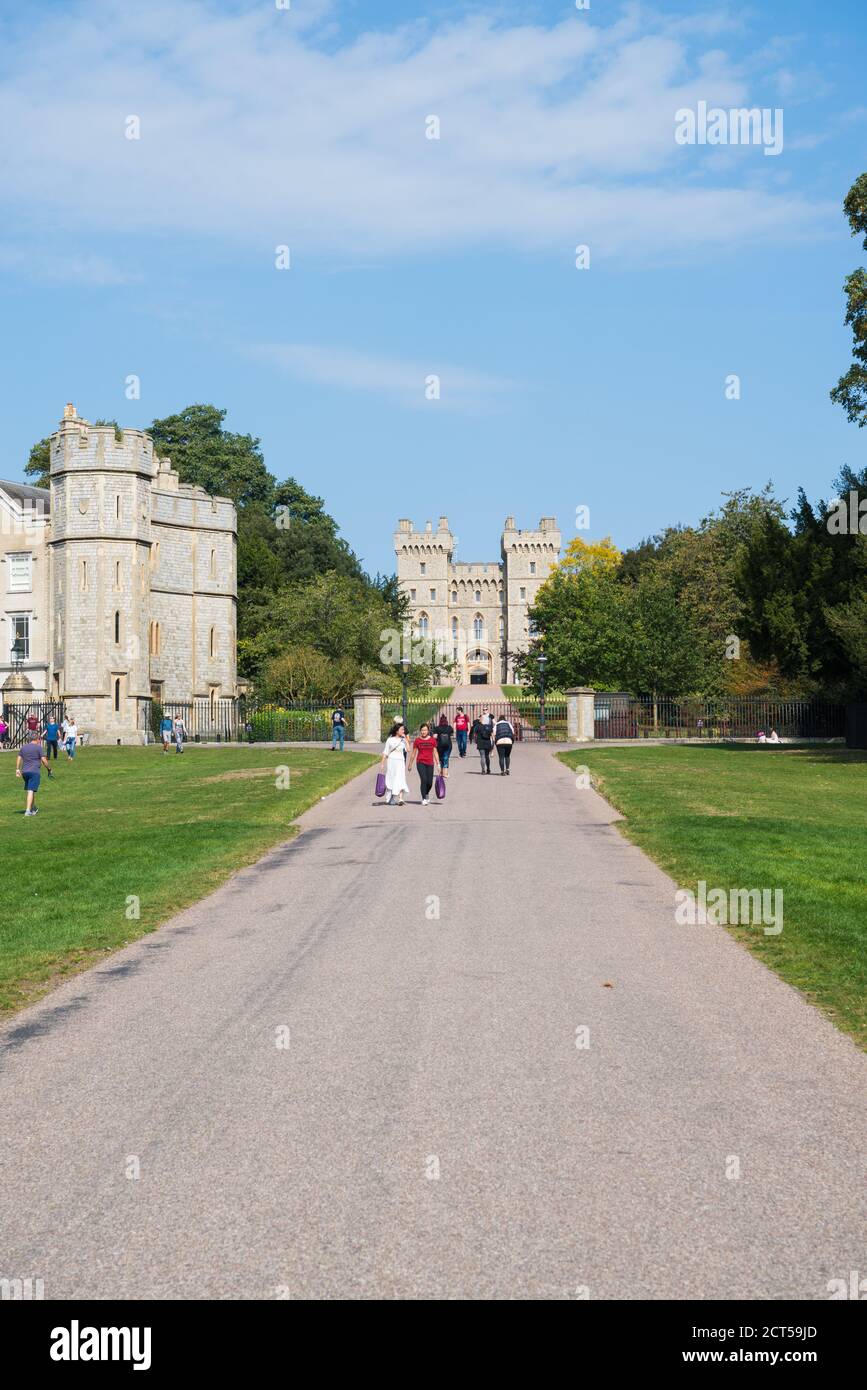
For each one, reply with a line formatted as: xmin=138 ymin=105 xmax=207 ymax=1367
xmin=0 ymin=744 xmax=864 ymax=1299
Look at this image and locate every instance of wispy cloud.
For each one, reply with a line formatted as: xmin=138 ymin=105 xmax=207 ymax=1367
xmin=0 ymin=0 xmax=834 ymax=273
xmin=248 ymin=342 xmax=513 ymax=410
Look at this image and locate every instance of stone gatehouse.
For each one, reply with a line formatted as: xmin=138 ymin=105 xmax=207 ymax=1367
xmin=394 ymin=515 xmax=561 ymax=684
xmin=0 ymin=405 xmax=237 ymax=743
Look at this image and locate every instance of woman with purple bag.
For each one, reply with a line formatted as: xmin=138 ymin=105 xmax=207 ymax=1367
xmin=380 ymin=721 xmax=409 ymax=807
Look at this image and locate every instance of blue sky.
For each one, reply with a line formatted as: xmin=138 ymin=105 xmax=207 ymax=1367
xmin=1 ymin=0 xmax=865 ymax=574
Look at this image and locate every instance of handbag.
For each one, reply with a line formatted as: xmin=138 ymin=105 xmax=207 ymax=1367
xmin=434 ymin=773 xmax=446 ymax=800
xmin=375 ymin=771 xmax=387 ymax=798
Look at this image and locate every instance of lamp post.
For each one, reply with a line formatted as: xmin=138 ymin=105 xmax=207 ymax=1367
xmin=538 ymin=652 xmax=548 ymax=741
xmin=401 ymin=655 xmax=410 ymax=731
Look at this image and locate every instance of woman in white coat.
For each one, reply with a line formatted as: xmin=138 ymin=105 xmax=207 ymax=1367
xmin=381 ymin=721 xmax=410 ymax=806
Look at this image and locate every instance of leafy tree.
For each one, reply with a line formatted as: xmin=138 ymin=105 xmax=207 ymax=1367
xmin=516 ymin=563 xmax=628 ymax=691
xmin=260 ymin=645 xmax=358 ymax=702
xmin=621 ymin=570 xmax=715 ymax=720
xmin=830 ymin=172 xmax=867 ymax=427
xmin=149 ymin=404 xmax=274 ymax=506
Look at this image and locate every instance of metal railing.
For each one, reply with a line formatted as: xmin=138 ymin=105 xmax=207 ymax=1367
xmin=593 ymin=694 xmax=846 ymax=741
xmin=139 ymin=698 xmax=354 ymax=744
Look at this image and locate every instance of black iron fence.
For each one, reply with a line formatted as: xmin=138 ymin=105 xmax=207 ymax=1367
xmin=140 ymin=698 xmax=354 ymax=744
xmin=593 ymin=693 xmax=846 ymax=741
xmin=0 ymin=699 xmax=66 ymax=748
xmin=387 ymin=698 xmax=567 ymax=742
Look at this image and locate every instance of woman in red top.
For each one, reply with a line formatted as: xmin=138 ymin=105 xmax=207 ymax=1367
xmin=406 ymin=722 xmax=441 ymax=805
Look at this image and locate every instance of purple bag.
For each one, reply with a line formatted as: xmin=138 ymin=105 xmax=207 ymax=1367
xmin=434 ymin=774 xmax=446 ymax=800
xmin=375 ymin=772 xmax=387 ymax=798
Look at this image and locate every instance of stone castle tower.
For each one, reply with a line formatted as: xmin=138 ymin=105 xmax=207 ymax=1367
xmin=0 ymin=405 xmax=237 ymax=743
xmin=394 ymin=515 xmax=560 ymax=684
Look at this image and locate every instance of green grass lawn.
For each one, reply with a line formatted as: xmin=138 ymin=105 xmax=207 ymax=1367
xmin=559 ymin=744 xmax=867 ymax=1048
xmin=0 ymin=744 xmax=376 ymax=1015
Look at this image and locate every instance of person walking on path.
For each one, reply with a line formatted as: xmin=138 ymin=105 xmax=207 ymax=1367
xmin=494 ymin=715 xmax=515 ymax=775
xmin=381 ymin=721 xmax=409 ymax=806
xmin=44 ymin=717 xmax=60 ymax=760
xmin=16 ymin=731 xmax=51 ymax=816
xmin=407 ymin=722 xmax=441 ymax=804
xmin=159 ymin=712 xmax=173 ymax=753
xmin=472 ymin=714 xmax=493 ymax=774
xmin=331 ymin=706 xmax=346 ymax=751
xmin=64 ymin=716 xmax=79 ymax=760
xmin=454 ymin=707 xmax=469 ymax=758
xmin=173 ymin=714 xmax=187 ymax=753
xmin=435 ymin=714 xmax=453 ymax=778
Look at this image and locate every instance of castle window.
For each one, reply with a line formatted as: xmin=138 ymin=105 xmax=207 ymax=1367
xmin=114 ymin=610 xmax=121 ymax=645
xmin=451 ymin=591 xmax=457 ymax=604
xmin=475 ymin=589 xmax=481 ymax=603
xmin=520 ymin=587 xmax=526 ymax=601
xmin=209 ymin=548 xmax=216 ymax=579
xmin=116 ymin=494 xmax=121 ymax=521
xmin=209 ymin=626 xmax=217 ymax=659
xmin=8 ymin=552 xmax=32 ymax=593
xmin=528 ymin=618 xmax=538 ymax=637
xmin=80 ymin=559 xmax=88 ymax=592
xmin=451 ymin=617 xmax=458 ymax=635
xmin=473 ymin=615 xmax=484 ymax=640
xmin=9 ymin=613 xmax=30 ymax=661
xmin=410 ymin=588 xmax=416 ymax=601
xmin=417 ymin=612 xmax=429 ymax=636
xmin=529 ymin=562 xmax=536 ymax=575
xmin=420 ymin=563 xmax=426 ymax=575
xmin=430 ymin=587 xmax=436 ymax=601
xmin=499 ymin=618 xmax=504 ymax=639
xmin=114 ymin=678 xmax=121 ymax=712
xmin=115 ymin=560 xmax=121 ymax=590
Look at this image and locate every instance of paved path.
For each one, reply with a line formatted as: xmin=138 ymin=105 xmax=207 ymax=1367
xmin=0 ymin=745 xmax=864 ymax=1299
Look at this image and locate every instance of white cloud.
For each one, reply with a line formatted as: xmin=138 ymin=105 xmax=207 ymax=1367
xmin=249 ymin=342 xmax=513 ymax=409
xmin=0 ymin=0 xmax=834 ymax=267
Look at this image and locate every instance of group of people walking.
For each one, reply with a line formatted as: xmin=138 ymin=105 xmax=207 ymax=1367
xmin=379 ymin=704 xmax=516 ymax=806
xmin=6 ymin=710 xmax=79 ymax=817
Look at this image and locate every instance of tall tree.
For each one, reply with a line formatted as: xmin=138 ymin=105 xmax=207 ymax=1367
xmin=830 ymin=172 xmax=867 ymax=427
xmin=149 ymin=404 xmax=274 ymax=506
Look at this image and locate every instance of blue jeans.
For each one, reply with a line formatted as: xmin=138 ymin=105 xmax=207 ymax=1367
xmin=332 ymin=724 xmax=345 ymax=750
xmin=456 ymin=730 xmax=468 ymax=757
xmin=440 ymin=747 xmax=451 ymax=769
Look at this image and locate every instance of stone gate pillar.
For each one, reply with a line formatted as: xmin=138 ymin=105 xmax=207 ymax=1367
xmin=566 ymin=687 xmax=595 ymax=742
xmin=353 ymin=689 xmax=382 ymax=745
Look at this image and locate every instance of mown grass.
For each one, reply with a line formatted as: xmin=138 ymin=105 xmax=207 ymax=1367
xmin=559 ymin=744 xmax=867 ymax=1048
xmin=0 ymin=744 xmax=376 ymax=1015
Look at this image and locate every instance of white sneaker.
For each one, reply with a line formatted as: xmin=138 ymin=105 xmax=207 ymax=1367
xmin=422 ymin=798 xmax=429 ymax=805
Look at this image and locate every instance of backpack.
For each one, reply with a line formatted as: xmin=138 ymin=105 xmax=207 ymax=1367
xmin=437 ymin=724 xmax=452 ymax=749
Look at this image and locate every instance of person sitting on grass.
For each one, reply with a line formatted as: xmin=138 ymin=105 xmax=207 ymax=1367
xmin=16 ymin=731 xmax=51 ymax=817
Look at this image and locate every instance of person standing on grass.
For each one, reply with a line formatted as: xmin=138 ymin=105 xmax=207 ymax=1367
xmin=436 ymin=714 xmax=453 ymax=778
xmin=454 ymin=707 xmax=469 ymax=758
xmin=44 ymin=716 xmax=60 ymax=760
xmin=381 ymin=720 xmax=409 ymax=807
xmin=331 ymin=706 xmax=346 ymax=751
xmin=159 ymin=711 xmax=173 ymax=753
xmin=16 ymin=731 xmax=51 ymax=817
xmin=407 ymin=722 xmax=441 ymax=805
xmin=471 ymin=714 xmax=493 ymax=774
xmin=494 ymin=715 xmax=515 ymax=775
xmin=0 ymin=715 xmax=9 ymax=750
xmin=64 ymin=716 xmax=79 ymax=760
xmin=173 ymin=713 xmax=187 ymax=753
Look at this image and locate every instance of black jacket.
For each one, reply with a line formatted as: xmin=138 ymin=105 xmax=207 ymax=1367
xmin=471 ymin=718 xmax=492 ymax=750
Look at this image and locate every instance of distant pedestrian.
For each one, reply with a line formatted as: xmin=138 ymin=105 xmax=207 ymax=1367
xmin=407 ymin=722 xmax=441 ymax=805
xmin=64 ymin=717 xmax=79 ymax=759
xmin=159 ymin=712 xmax=173 ymax=753
xmin=436 ymin=714 xmax=453 ymax=777
xmin=494 ymin=715 xmax=515 ymax=775
xmin=454 ymin=707 xmax=469 ymax=758
xmin=173 ymin=714 xmax=187 ymax=753
xmin=16 ymin=731 xmax=51 ymax=816
xmin=0 ymin=715 xmax=9 ymax=749
xmin=472 ymin=715 xmax=493 ymax=774
xmin=44 ymin=716 xmax=60 ymax=760
xmin=381 ymin=721 xmax=409 ymax=806
xmin=331 ymin=706 xmax=346 ymax=751
xmin=26 ymin=713 xmax=40 ymax=737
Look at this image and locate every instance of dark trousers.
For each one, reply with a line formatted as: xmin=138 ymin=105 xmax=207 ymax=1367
xmin=418 ymin=762 xmax=435 ymax=799
xmin=456 ymin=730 xmax=468 ymax=757
xmin=478 ymin=746 xmax=491 ymax=773
xmin=46 ymin=740 xmax=58 ymax=759
xmin=497 ymin=743 xmax=512 ymax=772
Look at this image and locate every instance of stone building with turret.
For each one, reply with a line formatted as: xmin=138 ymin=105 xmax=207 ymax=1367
xmin=0 ymin=405 xmax=237 ymax=742
xmin=394 ymin=515 xmax=560 ymax=684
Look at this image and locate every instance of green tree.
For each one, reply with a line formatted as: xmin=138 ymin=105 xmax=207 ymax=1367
xmin=830 ymin=172 xmax=867 ymax=427
xmin=621 ymin=571 xmax=714 ymax=722
xmin=517 ymin=563 xmax=628 ymax=691
xmin=149 ymin=404 xmax=274 ymax=506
